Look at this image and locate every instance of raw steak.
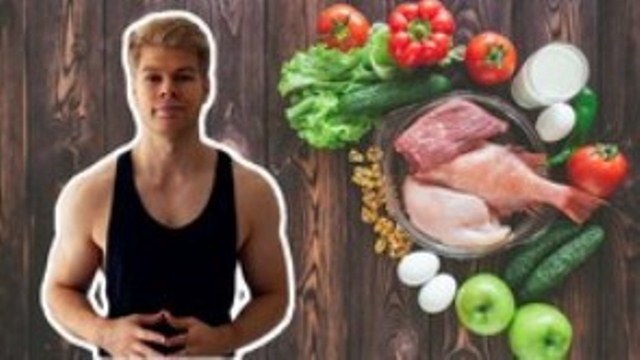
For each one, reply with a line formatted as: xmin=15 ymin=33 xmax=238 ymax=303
xmin=394 ymin=99 xmax=509 ymax=173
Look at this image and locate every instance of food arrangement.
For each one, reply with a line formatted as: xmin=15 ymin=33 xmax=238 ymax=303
xmin=277 ymin=1 xmax=631 ymax=358
xmin=378 ymin=92 xmax=562 ymax=258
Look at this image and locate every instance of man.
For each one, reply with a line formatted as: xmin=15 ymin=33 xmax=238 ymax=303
xmin=41 ymin=11 xmax=292 ymax=358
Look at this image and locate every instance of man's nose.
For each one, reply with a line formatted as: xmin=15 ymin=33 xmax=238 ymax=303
xmin=159 ymin=80 xmax=178 ymax=98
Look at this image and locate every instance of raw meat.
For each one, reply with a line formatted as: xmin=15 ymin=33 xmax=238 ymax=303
xmin=394 ymin=99 xmax=509 ymax=173
xmin=403 ymin=177 xmax=512 ymax=248
xmin=419 ymin=143 xmax=602 ymax=223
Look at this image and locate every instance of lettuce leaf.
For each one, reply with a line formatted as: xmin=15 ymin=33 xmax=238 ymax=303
xmin=285 ymin=90 xmax=375 ymax=149
xmin=278 ymin=26 xmax=404 ymax=149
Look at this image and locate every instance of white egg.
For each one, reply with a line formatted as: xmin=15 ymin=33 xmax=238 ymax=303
xmin=535 ymin=103 xmax=576 ymax=142
xmin=397 ymin=251 xmax=440 ymax=287
xmin=418 ymin=273 xmax=457 ymax=314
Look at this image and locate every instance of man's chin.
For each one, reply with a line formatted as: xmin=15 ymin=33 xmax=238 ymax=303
xmin=140 ymin=120 xmax=197 ymax=139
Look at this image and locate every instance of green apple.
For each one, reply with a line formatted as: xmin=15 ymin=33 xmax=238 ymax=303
xmin=509 ymin=303 xmax=573 ymax=360
xmin=455 ymin=273 xmax=515 ymax=335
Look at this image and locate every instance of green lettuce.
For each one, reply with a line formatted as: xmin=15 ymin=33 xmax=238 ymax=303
xmin=278 ymin=26 xmax=400 ymax=149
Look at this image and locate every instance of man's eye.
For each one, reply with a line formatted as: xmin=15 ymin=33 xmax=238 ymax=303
xmin=175 ymin=74 xmax=195 ymax=82
xmin=145 ymin=75 xmax=162 ymax=83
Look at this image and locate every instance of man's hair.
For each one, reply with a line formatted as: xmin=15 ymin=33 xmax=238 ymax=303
xmin=127 ymin=15 xmax=210 ymax=76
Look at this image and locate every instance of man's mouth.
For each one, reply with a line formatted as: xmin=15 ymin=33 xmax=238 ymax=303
xmin=153 ymin=104 xmax=185 ymax=118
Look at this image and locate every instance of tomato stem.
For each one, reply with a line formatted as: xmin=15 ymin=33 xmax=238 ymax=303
xmin=595 ymin=143 xmax=619 ymax=161
xmin=331 ymin=15 xmax=351 ymax=42
xmin=485 ymin=45 xmax=505 ymax=68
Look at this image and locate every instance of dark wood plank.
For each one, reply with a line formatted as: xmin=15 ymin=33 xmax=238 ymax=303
xmin=0 ymin=0 xmax=637 ymax=358
xmin=263 ymin=0 xmax=315 ymax=358
xmin=264 ymin=0 xmax=354 ymax=358
xmin=0 ymin=0 xmax=28 ymax=358
xmin=597 ymin=0 xmax=640 ymax=358
xmin=25 ymin=0 xmax=106 ymax=358
xmin=185 ymin=0 xmax=268 ymax=164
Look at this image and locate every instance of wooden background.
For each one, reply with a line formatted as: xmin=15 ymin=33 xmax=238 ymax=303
xmin=0 ymin=0 xmax=638 ymax=358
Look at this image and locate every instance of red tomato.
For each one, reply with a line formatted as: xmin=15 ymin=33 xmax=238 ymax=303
xmin=317 ymin=4 xmax=370 ymax=52
xmin=465 ymin=32 xmax=517 ymax=85
xmin=567 ymin=144 xmax=629 ymax=198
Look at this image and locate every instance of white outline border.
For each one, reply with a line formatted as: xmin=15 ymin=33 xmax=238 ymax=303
xmin=40 ymin=10 xmax=295 ymax=359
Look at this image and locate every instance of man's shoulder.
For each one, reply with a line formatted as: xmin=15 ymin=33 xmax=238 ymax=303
xmin=226 ymin=151 xmax=278 ymax=198
xmin=57 ymin=150 xmax=121 ymax=213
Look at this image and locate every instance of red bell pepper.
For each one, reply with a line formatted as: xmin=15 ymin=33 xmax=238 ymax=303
xmin=388 ymin=0 xmax=455 ymax=68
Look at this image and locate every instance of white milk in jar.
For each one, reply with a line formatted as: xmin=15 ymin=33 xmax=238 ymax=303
xmin=511 ymin=42 xmax=589 ymax=109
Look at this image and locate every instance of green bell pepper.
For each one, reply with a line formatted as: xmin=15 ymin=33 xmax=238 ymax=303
xmin=547 ymin=87 xmax=599 ymax=167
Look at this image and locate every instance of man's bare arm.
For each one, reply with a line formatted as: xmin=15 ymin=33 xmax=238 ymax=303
xmin=41 ymin=175 xmax=165 ymax=357
xmin=41 ymin=178 xmax=108 ymax=348
xmin=165 ymin=170 xmax=291 ymax=355
xmin=228 ymin=174 xmax=291 ymax=350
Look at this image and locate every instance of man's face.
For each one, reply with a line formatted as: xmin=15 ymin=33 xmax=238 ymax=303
xmin=132 ymin=46 xmax=209 ymax=138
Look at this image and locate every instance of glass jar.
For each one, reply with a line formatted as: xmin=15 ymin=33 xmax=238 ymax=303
xmin=511 ymin=42 xmax=589 ymax=109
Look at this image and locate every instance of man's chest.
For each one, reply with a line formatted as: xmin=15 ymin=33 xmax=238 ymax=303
xmin=92 ymin=174 xmax=248 ymax=253
xmin=137 ymin=180 xmax=212 ymax=228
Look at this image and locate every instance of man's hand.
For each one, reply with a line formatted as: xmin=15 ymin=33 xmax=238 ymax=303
xmin=98 ymin=312 xmax=167 ymax=357
xmin=164 ymin=312 xmax=236 ymax=356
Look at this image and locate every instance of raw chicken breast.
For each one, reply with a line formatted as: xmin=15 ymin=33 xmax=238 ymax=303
xmin=394 ymin=99 xmax=509 ymax=173
xmin=403 ymin=177 xmax=512 ymax=248
xmin=419 ymin=143 xmax=602 ymax=224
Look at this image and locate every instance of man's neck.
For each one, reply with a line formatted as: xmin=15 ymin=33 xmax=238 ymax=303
xmin=131 ymin=132 xmax=213 ymax=180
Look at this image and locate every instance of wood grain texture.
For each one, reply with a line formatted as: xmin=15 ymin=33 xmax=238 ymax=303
xmin=0 ymin=0 xmax=638 ymax=359
xmin=264 ymin=1 xmax=353 ymax=358
xmin=597 ymin=0 xmax=640 ymax=358
xmin=0 ymin=0 xmax=27 ymax=357
xmin=189 ymin=0 xmax=268 ymax=163
xmin=24 ymin=0 xmax=106 ymax=358
xmin=261 ymin=0 xmax=313 ymax=357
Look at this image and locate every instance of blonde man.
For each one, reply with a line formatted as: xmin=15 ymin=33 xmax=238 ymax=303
xmin=41 ymin=11 xmax=292 ymax=358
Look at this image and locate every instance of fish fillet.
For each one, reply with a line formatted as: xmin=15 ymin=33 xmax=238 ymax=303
xmin=419 ymin=143 xmax=602 ymax=224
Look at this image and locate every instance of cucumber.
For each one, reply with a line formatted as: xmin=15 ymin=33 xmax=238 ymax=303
xmin=502 ymin=221 xmax=582 ymax=289
xmin=517 ymin=224 xmax=606 ymax=302
xmin=338 ymin=73 xmax=452 ymax=116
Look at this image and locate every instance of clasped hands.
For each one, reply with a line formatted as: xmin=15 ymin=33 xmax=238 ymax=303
xmin=98 ymin=310 xmax=235 ymax=358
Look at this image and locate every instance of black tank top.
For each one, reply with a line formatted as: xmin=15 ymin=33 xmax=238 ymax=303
xmin=103 ymin=149 xmax=237 ymax=355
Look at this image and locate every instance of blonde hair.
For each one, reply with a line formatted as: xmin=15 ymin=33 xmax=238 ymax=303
xmin=127 ymin=15 xmax=210 ymax=76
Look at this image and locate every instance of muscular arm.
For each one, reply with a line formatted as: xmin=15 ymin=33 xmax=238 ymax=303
xmin=227 ymin=173 xmax=291 ymax=351
xmin=165 ymin=169 xmax=292 ymax=355
xmin=40 ymin=178 xmax=107 ymax=350
xmin=41 ymin=172 xmax=166 ymax=357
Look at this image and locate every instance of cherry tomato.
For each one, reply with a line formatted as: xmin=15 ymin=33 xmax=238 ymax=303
xmin=317 ymin=4 xmax=370 ymax=52
xmin=465 ymin=32 xmax=517 ymax=86
xmin=567 ymin=144 xmax=629 ymax=198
